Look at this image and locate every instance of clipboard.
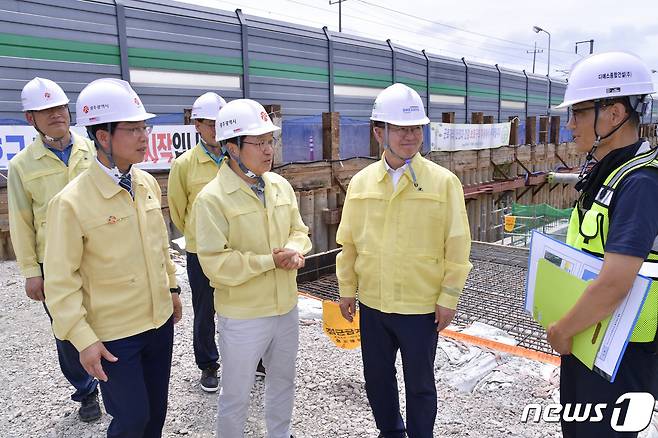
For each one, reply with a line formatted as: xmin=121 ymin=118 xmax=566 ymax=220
xmin=527 ymin=231 xmax=653 ymax=382
xmin=534 ymin=258 xmax=611 ymax=369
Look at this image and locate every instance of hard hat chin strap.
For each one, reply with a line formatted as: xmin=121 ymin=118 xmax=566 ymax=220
xmin=228 ymin=137 xmax=260 ymax=180
xmin=31 ymin=108 xmax=71 ymax=148
xmin=382 ymin=122 xmax=422 ymax=190
xmin=87 ymin=123 xmax=124 ymax=177
xmin=579 ymin=100 xmax=633 ymax=180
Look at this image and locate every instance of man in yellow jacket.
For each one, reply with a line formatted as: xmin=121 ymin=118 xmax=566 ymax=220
xmin=168 ymin=91 xmax=226 ymax=392
xmin=44 ymin=78 xmax=182 ymax=438
xmin=337 ymin=83 xmax=472 ymax=438
xmin=7 ymin=77 xmax=100 ymax=422
xmin=193 ymin=98 xmax=311 ymax=438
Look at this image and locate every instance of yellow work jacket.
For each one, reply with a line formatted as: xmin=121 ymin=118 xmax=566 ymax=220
xmin=167 ymin=143 xmax=223 ymax=253
xmin=336 ymin=153 xmax=472 ymax=314
xmin=193 ymin=162 xmax=312 ymax=319
xmin=8 ymin=132 xmax=95 ymax=278
xmin=43 ymin=161 xmax=177 ymax=351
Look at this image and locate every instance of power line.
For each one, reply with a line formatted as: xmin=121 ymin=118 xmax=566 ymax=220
xmin=354 ymin=0 xmax=577 ymax=56
xmin=286 ymin=0 xmax=541 ymax=65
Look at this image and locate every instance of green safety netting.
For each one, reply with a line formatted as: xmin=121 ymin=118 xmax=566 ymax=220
xmin=510 ymin=203 xmax=573 ymax=219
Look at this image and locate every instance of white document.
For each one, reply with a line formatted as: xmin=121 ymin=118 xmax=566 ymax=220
xmin=526 ymin=231 xmax=652 ymax=381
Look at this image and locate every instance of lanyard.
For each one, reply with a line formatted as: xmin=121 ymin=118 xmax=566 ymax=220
xmin=200 ymin=140 xmax=225 ymax=167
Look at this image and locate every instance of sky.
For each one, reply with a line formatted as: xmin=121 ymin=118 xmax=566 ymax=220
xmin=176 ymin=0 xmax=658 ymax=91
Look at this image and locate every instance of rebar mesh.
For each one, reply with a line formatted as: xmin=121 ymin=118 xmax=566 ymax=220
xmin=298 ymin=242 xmax=555 ymax=356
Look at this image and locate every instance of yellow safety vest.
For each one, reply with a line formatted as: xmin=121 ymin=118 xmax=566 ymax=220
xmin=566 ymin=142 xmax=658 ymax=342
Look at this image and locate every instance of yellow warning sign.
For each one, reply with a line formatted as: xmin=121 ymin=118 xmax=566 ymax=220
xmin=322 ymin=300 xmax=361 ymax=349
xmin=504 ymin=215 xmax=517 ymax=232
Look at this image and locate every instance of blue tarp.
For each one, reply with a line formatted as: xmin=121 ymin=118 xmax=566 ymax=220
xmin=281 ymin=115 xmax=433 ymax=162
xmin=0 ymin=119 xmax=28 ymax=125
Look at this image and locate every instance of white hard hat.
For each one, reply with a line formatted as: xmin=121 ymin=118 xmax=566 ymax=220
xmin=21 ymin=77 xmax=70 ymax=112
xmin=191 ymin=92 xmax=227 ymax=120
xmin=76 ymin=78 xmax=155 ymax=126
xmin=555 ymin=51 xmax=655 ymax=109
xmin=370 ymin=83 xmax=430 ymax=126
xmin=215 ymin=99 xmax=280 ymax=142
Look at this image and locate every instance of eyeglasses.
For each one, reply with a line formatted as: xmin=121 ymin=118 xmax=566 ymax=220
xmin=115 ymin=126 xmax=153 ymax=137
xmin=198 ymin=120 xmax=216 ymax=129
xmin=387 ymin=125 xmax=424 ymax=136
xmin=568 ymin=103 xmax=612 ymax=123
xmin=242 ymin=139 xmax=275 ymax=151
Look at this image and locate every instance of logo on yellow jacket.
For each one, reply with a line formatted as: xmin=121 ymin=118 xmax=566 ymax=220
xmin=322 ymin=300 xmax=360 ymax=350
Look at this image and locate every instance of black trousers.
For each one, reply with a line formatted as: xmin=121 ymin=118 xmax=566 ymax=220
xmin=360 ymin=303 xmax=438 ymax=438
xmin=187 ymin=252 xmax=219 ymax=371
xmin=560 ymin=342 xmax=658 ymax=438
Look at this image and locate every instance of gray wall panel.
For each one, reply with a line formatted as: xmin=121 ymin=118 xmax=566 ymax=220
xmin=0 ymin=0 xmax=573 ymax=131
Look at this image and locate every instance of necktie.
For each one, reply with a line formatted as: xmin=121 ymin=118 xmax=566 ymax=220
xmin=119 ymin=173 xmax=133 ymax=198
xmin=250 ymin=178 xmax=266 ymax=206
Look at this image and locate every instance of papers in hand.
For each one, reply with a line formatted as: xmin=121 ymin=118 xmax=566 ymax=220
xmin=526 ymin=231 xmax=652 ymax=382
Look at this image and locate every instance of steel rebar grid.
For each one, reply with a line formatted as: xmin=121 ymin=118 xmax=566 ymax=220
xmin=297 ymin=242 xmax=554 ymax=356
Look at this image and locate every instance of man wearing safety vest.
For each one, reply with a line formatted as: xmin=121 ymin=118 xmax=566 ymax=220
xmin=336 ymin=83 xmax=472 ymax=438
xmin=548 ymin=52 xmax=658 ymax=438
xmin=44 ymin=78 xmax=182 ymax=438
xmin=168 ymin=92 xmax=227 ymax=393
xmin=192 ymin=98 xmax=311 ymax=438
xmin=8 ymin=77 xmax=101 ymax=422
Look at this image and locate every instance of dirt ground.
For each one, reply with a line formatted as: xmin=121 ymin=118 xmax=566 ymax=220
xmin=0 ymin=258 xmax=565 ymax=438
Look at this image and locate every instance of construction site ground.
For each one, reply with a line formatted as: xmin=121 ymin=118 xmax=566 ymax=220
xmin=1 ymin=248 xmax=656 ymax=438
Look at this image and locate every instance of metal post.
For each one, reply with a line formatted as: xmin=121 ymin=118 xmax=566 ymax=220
xmin=462 ymin=57 xmax=469 ymax=123
xmin=575 ymin=39 xmax=595 ymax=55
xmin=323 ymin=26 xmax=334 ymax=113
xmin=526 ymin=42 xmax=543 ymax=74
xmin=495 ymin=64 xmax=501 ymax=123
xmin=114 ymin=0 xmax=130 ymax=82
xmin=533 ymin=26 xmax=551 ymax=116
xmin=523 ymin=69 xmax=529 ymax=123
xmin=422 ymin=49 xmax=430 ymax=119
xmin=547 ymin=31 xmax=551 ymax=116
xmin=387 ymin=39 xmax=396 ymax=84
xmin=236 ymin=9 xmax=250 ymax=99
xmin=329 ymin=0 xmax=345 ymax=32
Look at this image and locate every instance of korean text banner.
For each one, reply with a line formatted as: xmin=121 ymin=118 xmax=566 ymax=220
xmin=430 ymin=122 xmax=511 ymax=151
xmin=0 ymin=125 xmax=199 ymax=170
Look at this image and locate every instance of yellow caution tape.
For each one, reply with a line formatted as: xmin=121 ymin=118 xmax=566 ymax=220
xmin=322 ymin=300 xmax=361 ymax=349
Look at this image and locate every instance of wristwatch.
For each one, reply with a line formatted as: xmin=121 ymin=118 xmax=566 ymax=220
xmin=170 ymin=286 xmax=181 ymax=295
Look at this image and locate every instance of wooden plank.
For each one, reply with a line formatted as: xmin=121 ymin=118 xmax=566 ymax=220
xmin=477 ymin=149 xmax=491 ymax=183
xmin=299 ymin=191 xmax=315 ymax=251
xmin=525 ymin=116 xmax=537 ymax=145
xmin=539 ymin=116 xmax=549 ymax=144
xmin=264 ymin=104 xmax=283 ymax=166
xmin=550 ymin=116 xmax=561 ymax=145
xmin=509 ymin=116 xmax=520 ymax=145
xmin=327 ymin=188 xmax=338 ymax=250
xmin=275 ymin=162 xmax=332 ymax=191
xmin=313 ymin=188 xmax=328 ymax=253
xmin=322 ymin=112 xmax=340 ymax=160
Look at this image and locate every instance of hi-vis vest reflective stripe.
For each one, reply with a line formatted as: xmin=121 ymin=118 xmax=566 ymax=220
xmin=566 ymin=141 xmax=658 ymax=343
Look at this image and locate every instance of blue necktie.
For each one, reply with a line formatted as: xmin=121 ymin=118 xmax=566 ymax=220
xmin=119 ymin=173 xmax=133 ymax=198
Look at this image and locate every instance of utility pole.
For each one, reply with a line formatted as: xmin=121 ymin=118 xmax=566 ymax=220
xmin=328 ymin=0 xmax=347 ymax=32
xmin=575 ymin=39 xmax=594 ymax=55
xmin=527 ymin=41 xmax=543 ymax=74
